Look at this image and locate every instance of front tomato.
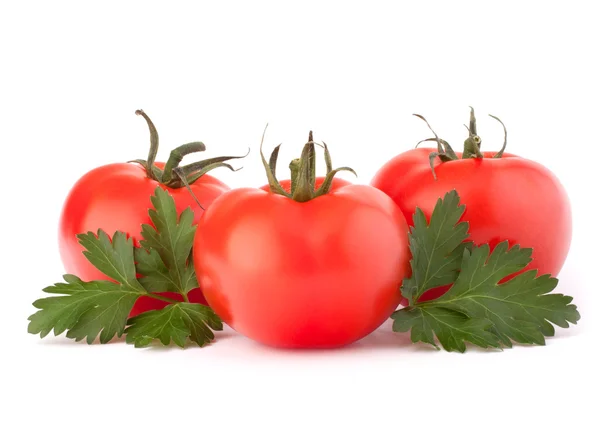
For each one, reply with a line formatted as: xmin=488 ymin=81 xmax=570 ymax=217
xmin=193 ymin=133 xmax=411 ymax=348
xmin=59 ymin=110 xmax=244 ymax=316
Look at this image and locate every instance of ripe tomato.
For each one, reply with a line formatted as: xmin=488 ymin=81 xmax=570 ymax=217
xmin=59 ymin=163 xmax=225 ymax=315
xmin=59 ymin=110 xmax=242 ymax=316
xmin=194 ymin=186 xmax=409 ymax=348
xmin=371 ymin=111 xmax=571 ymax=302
xmin=194 ymin=134 xmax=410 ymax=348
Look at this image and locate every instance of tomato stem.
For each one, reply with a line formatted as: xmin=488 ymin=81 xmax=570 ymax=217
xmin=260 ymin=124 xmax=290 ymax=196
xmin=259 ymin=129 xmax=356 ymax=201
xmin=462 ymin=135 xmax=483 ymax=158
xmin=133 ymin=110 xmax=246 ymax=189
xmin=162 ymin=142 xmax=207 ymax=183
xmin=173 ymin=168 xmax=205 ymax=210
xmin=414 ymin=107 xmax=510 ymax=179
xmin=490 ymin=114 xmax=508 ymax=158
xmin=469 ymin=106 xmax=478 ymax=136
xmin=289 ymin=158 xmax=301 ymax=195
xmin=462 ymin=107 xmax=484 ymax=159
xmin=173 ymin=150 xmax=250 ymax=187
xmin=292 ymin=132 xmax=317 ymax=202
xmin=413 ymin=114 xmax=457 ymax=180
xmin=135 ymin=109 xmax=161 ymax=181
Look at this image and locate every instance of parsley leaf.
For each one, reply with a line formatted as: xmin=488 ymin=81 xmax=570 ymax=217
xmin=125 ymin=302 xmax=223 ymax=348
xmin=401 ymin=190 xmax=471 ymax=305
xmin=28 ymin=188 xmax=221 ymax=348
xmin=135 ymin=187 xmax=198 ymax=295
xmin=392 ymin=190 xmax=580 ymax=352
xmin=434 ymin=242 xmax=581 ymax=347
xmin=392 ymin=306 xmax=500 ymax=352
xmin=28 ymin=231 xmax=147 ymax=343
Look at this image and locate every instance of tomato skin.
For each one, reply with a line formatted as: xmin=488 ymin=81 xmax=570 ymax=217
xmin=371 ymin=148 xmax=572 ymax=302
xmin=193 ymin=185 xmax=410 ymax=348
xmin=259 ymin=177 xmax=351 ymax=193
xmin=59 ymin=162 xmax=221 ymax=314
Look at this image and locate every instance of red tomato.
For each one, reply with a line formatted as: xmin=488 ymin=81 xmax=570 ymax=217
xmin=193 ymin=185 xmax=410 ymax=348
xmin=58 ymin=110 xmax=243 ymax=316
xmin=259 ymin=176 xmax=351 ymax=193
xmin=59 ymin=161 xmax=224 ymax=315
xmin=371 ymin=147 xmax=571 ymax=302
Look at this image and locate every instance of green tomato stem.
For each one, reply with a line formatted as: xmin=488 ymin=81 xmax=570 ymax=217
xmin=135 ymin=109 xmax=161 ymax=181
xmin=260 ymin=129 xmax=355 ymax=202
xmin=414 ymin=107 xmax=510 ymax=179
xmin=133 ymin=109 xmax=244 ymax=189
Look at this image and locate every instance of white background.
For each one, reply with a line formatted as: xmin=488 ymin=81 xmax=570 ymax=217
xmin=1 ymin=1 xmax=598 ymax=426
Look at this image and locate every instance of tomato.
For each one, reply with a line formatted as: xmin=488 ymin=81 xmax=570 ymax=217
xmin=58 ymin=110 xmax=243 ymax=316
xmin=59 ymin=162 xmax=223 ymax=314
xmin=194 ymin=186 xmax=409 ymax=348
xmin=371 ymin=110 xmax=571 ymax=303
xmin=193 ymin=135 xmax=410 ymax=348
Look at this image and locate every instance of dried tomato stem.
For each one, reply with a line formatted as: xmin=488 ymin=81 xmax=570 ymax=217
xmin=414 ymin=107 xmax=510 ymax=178
xmin=162 ymin=142 xmax=207 ymax=183
xmin=259 ymin=129 xmax=355 ymax=201
xmin=135 ymin=109 xmax=160 ymax=180
xmin=133 ymin=110 xmax=244 ymax=189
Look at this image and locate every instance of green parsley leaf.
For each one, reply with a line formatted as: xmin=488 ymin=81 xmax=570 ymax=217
xmin=434 ymin=242 xmax=581 ymax=347
xmin=135 ymin=187 xmax=198 ymax=295
xmin=392 ymin=190 xmax=580 ymax=352
xmin=401 ymin=190 xmax=471 ymax=305
xmin=125 ymin=302 xmax=223 ymax=348
xmin=28 ymin=232 xmax=146 ymax=343
xmin=79 ymin=230 xmax=146 ymax=292
xmin=392 ymin=306 xmax=500 ymax=352
xmin=28 ymin=189 xmax=222 ymax=349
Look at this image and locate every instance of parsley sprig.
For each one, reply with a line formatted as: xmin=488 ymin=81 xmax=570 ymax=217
xmin=28 ymin=187 xmax=222 ymax=348
xmin=392 ymin=190 xmax=580 ymax=352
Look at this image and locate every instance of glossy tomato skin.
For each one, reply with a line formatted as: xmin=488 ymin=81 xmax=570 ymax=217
xmin=259 ymin=176 xmax=351 ymax=193
xmin=59 ymin=162 xmax=223 ymax=315
xmin=371 ymin=148 xmax=571 ymax=302
xmin=193 ymin=185 xmax=410 ymax=348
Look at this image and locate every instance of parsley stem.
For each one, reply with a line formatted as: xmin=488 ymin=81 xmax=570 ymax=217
xmin=146 ymin=293 xmax=181 ymax=304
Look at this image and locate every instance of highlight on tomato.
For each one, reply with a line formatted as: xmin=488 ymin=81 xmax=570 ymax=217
xmin=371 ymin=107 xmax=572 ymax=303
xmin=59 ymin=110 xmax=246 ymax=316
xmin=193 ymin=129 xmax=411 ymax=349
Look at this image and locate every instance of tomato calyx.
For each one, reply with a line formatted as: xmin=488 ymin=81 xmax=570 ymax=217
xmin=260 ymin=127 xmax=356 ymax=202
xmin=131 ymin=109 xmax=247 ymax=190
xmin=414 ymin=107 xmax=508 ymax=179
